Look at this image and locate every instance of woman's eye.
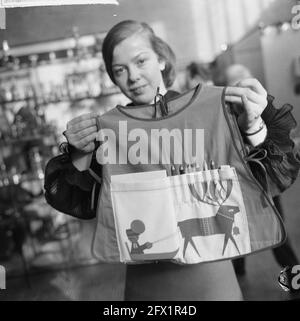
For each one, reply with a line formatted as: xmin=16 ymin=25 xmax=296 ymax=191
xmin=137 ymin=58 xmax=146 ymax=66
xmin=114 ymin=67 xmax=125 ymax=77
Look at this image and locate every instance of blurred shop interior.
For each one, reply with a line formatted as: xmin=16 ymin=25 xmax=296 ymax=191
xmin=0 ymin=0 xmax=300 ymax=300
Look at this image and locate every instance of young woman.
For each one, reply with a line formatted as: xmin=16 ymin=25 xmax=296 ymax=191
xmin=44 ymin=20 xmax=300 ymax=300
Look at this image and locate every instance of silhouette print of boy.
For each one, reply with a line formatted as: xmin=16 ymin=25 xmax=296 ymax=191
xmin=126 ymin=220 xmax=153 ymax=254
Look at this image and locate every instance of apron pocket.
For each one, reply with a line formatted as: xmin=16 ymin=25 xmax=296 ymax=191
xmin=110 ymin=171 xmax=181 ymax=263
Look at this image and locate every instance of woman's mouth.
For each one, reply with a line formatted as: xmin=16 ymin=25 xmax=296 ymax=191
xmin=131 ymin=85 xmax=147 ymax=95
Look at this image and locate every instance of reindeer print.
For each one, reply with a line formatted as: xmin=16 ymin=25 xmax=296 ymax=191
xmin=177 ymin=178 xmax=241 ymax=258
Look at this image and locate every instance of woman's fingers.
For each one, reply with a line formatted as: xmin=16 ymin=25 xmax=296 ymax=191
xmin=236 ymin=78 xmax=267 ymax=96
xmin=224 ymin=95 xmax=243 ymax=105
xmin=66 ymin=126 xmax=97 ymax=145
xmin=241 ymin=95 xmax=258 ymax=115
xmin=225 ymin=88 xmax=267 ymax=113
xmin=76 ymin=132 xmax=98 ymax=150
xmin=67 ymin=112 xmax=98 ymax=126
xmin=65 ymin=123 xmax=97 ymax=139
xmin=225 ymin=79 xmax=268 ymax=133
xmin=80 ymin=141 xmax=96 ymax=153
xmin=225 ymin=94 xmax=265 ymax=110
xmin=74 ymin=126 xmax=98 ymax=140
xmin=64 ymin=112 xmax=99 ymax=153
xmin=69 ymin=120 xmax=98 ymax=134
xmin=225 ymin=86 xmax=263 ymax=104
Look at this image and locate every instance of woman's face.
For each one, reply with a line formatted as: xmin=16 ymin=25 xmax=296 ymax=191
xmin=112 ymin=33 xmax=166 ymax=105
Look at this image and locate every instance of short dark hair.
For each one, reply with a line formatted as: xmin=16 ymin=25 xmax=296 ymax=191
xmin=102 ymin=20 xmax=176 ymax=88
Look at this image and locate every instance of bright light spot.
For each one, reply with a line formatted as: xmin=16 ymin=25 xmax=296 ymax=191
xmin=221 ymin=44 xmax=228 ymax=51
xmin=280 ymin=22 xmax=291 ymax=32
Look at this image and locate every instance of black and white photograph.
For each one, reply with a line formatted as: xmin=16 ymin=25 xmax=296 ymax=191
xmin=0 ymin=0 xmax=300 ymax=305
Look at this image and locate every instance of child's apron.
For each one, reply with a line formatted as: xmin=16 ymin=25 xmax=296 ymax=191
xmin=89 ymin=85 xmax=285 ymax=265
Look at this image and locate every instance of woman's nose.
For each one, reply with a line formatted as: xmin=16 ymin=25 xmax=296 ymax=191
xmin=127 ymin=65 xmax=140 ymax=83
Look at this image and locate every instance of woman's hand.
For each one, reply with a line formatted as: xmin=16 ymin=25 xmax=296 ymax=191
xmin=225 ymin=78 xmax=268 ymax=133
xmin=64 ymin=112 xmax=98 ymax=153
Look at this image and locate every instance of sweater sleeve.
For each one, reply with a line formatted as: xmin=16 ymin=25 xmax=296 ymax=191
xmin=248 ymin=95 xmax=300 ymax=196
xmin=44 ymin=151 xmax=101 ymax=219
